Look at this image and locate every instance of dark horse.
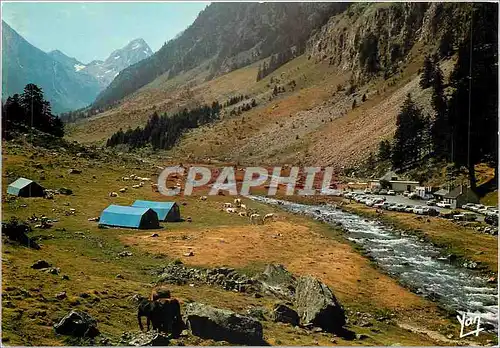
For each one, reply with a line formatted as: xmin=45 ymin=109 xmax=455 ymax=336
xmin=137 ymin=297 xmax=183 ymax=337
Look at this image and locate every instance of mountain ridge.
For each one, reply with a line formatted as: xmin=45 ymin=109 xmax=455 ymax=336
xmin=2 ymin=21 xmax=153 ymax=113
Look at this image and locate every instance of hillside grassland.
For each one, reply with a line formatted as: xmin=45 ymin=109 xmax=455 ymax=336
xmin=2 ymin=141 xmax=495 ymax=346
xmin=66 ymin=40 xmax=456 ymax=172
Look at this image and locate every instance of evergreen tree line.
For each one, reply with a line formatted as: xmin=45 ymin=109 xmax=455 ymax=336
xmin=256 ymin=47 xmax=297 ymax=81
xmin=378 ymin=3 xmax=498 ymax=189
xmin=59 ymin=102 xmax=118 ymax=123
xmin=229 ymin=99 xmax=257 ymax=116
xmin=2 ymin=83 xmax=64 ymax=138
xmin=106 ymin=101 xmax=222 ymax=150
xmin=224 ymin=95 xmax=248 ymax=108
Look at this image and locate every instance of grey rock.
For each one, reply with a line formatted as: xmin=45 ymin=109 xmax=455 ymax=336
xmin=257 ymin=264 xmax=296 ymax=300
xmin=53 ymin=310 xmax=99 ymax=337
xmin=184 ymin=302 xmax=263 ymax=344
xmin=294 ymin=276 xmax=346 ymax=333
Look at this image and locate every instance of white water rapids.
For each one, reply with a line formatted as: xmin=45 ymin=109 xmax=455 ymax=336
xmin=250 ymin=196 xmax=498 ymax=330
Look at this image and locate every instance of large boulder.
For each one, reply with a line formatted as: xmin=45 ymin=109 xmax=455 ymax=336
xmin=257 ymin=264 xmax=296 ymax=300
xmin=184 ymin=302 xmax=264 ymax=344
xmin=272 ymin=303 xmax=299 ymax=326
xmin=294 ymin=276 xmax=346 ymax=333
xmin=53 ymin=310 xmax=99 ymax=337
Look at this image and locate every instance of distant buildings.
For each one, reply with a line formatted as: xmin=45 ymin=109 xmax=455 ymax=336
xmin=443 ymin=185 xmax=479 ymax=209
xmin=370 ymin=171 xmax=420 ymax=193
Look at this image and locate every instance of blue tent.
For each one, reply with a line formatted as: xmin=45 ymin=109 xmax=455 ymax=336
xmin=132 ymin=200 xmax=181 ymax=222
xmin=99 ymin=205 xmax=160 ymax=229
xmin=7 ymin=177 xmax=45 ymax=197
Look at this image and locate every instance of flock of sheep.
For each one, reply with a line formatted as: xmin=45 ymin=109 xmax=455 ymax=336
xmin=108 ymin=174 xmax=158 ymax=197
xmin=202 ymin=196 xmax=275 ymax=224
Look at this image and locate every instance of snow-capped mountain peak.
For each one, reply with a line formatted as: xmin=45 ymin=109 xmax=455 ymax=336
xmin=82 ymin=38 xmax=153 ymax=87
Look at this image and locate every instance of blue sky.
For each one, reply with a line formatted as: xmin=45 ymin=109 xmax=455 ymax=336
xmin=2 ymin=2 xmax=209 ymax=63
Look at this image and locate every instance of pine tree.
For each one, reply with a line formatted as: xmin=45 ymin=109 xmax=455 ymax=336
xmin=420 ymin=55 xmax=434 ymax=89
xmin=430 ymin=64 xmax=449 ymax=159
xmin=447 ymin=3 xmax=498 ymax=188
xmin=392 ymin=94 xmax=427 ymax=171
xmin=378 ymin=140 xmax=392 ymax=162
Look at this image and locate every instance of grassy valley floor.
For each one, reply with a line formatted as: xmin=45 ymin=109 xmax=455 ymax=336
xmin=1 ymin=141 xmax=497 ymax=346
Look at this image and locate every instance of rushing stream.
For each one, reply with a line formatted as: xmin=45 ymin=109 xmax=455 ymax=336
xmin=250 ymin=196 xmax=498 ymax=329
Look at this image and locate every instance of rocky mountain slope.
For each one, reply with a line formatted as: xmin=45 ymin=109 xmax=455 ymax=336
xmin=2 ymin=21 xmax=101 ymax=113
xmin=69 ymin=3 xmax=483 ymax=171
xmin=2 ymin=21 xmax=153 ymax=113
xmin=81 ymin=38 xmax=153 ymax=88
xmin=92 ymin=2 xmax=349 ymax=108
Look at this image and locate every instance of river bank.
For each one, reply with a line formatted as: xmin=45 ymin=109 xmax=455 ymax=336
xmin=250 ymin=196 xmax=498 ymax=332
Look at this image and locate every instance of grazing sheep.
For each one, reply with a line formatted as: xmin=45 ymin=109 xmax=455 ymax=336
xmin=226 ymin=208 xmax=236 ymax=213
xmin=250 ymin=213 xmax=261 ymax=224
xmin=139 ymin=182 xmax=144 ymax=187
xmin=132 ymin=184 xmax=140 ymax=189
xmin=200 ymin=196 xmax=208 ymax=201
xmin=263 ymin=213 xmax=275 ymax=223
xmin=234 ymin=198 xmax=242 ymax=207
xmin=109 ymin=192 xmax=119 ymax=197
xmin=238 ymin=211 xmax=248 ymax=217
xmin=223 ymin=203 xmax=232 ymax=208
xmin=122 ymin=177 xmax=130 ymax=181
xmin=240 ymin=204 xmax=247 ymax=210
xmin=119 ymin=188 xmax=127 ymax=193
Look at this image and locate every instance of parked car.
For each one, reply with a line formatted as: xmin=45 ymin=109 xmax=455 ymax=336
xmin=453 ymin=214 xmax=466 ymax=221
xmin=477 ymin=207 xmax=490 ymax=215
xmin=394 ymin=204 xmax=406 ymax=212
xmin=403 ymin=191 xmax=410 ymax=197
xmin=461 ymin=203 xmax=475 ymax=210
xmin=413 ymin=206 xmax=426 ymax=214
xmin=485 ymin=209 xmax=499 ymax=217
xmin=426 ymin=199 xmax=437 ymax=206
xmin=436 ymin=202 xmax=451 ymax=208
xmin=470 ymin=204 xmax=485 ymax=212
xmin=379 ymin=189 xmax=388 ymax=195
xmin=404 ymin=205 xmax=415 ymax=213
xmin=463 ymin=213 xmax=478 ymax=221
xmin=426 ymin=207 xmax=439 ymax=216
xmin=387 ymin=203 xmax=398 ymax=211
xmin=409 ymin=192 xmax=420 ymax=200
xmin=387 ymin=190 xmax=396 ymax=196
xmin=381 ymin=202 xmax=393 ymax=210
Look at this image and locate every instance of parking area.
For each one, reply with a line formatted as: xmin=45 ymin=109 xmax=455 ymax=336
xmin=348 ymin=190 xmax=486 ymax=222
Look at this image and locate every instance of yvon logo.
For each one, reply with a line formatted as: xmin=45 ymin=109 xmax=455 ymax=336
xmin=456 ymin=312 xmax=484 ymax=338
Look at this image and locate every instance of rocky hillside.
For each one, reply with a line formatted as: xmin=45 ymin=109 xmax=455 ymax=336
xmin=70 ymin=2 xmax=491 ymax=173
xmin=307 ymin=3 xmax=471 ymax=83
xmin=92 ymin=2 xmax=349 ymax=108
